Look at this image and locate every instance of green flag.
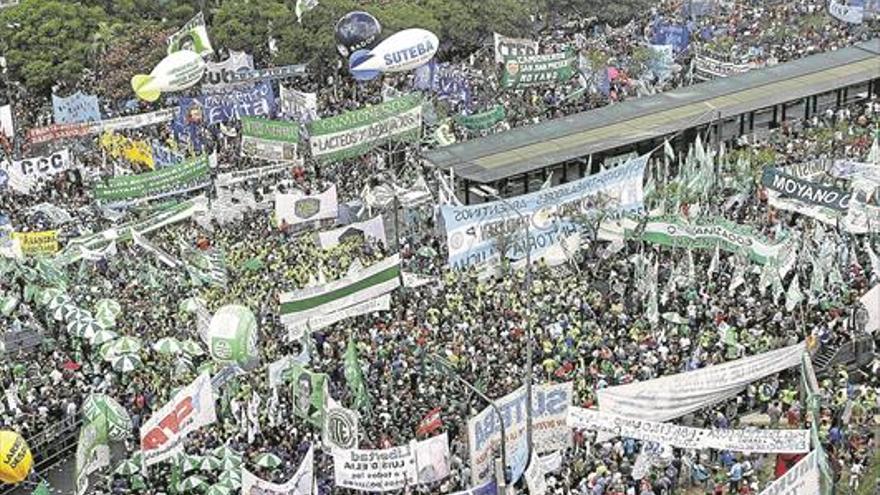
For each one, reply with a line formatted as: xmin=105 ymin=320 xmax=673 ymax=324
xmin=344 ymin=339 xmax=371 ymax=412
xmin=31 ymin=481 xmax=50 ymax=495
xmin=284 ymin=364 xmax=328 ymax=427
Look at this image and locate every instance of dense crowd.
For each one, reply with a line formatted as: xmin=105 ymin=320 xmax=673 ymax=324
xmin=1 ymin=1 xmax=879 ymax=494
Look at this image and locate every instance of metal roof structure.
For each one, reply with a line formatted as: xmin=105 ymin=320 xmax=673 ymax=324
xmin=424 ymin=39 xmax=880 ymax=183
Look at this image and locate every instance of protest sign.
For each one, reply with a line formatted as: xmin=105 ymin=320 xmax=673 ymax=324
xmin=694 ymin=52 xmax=752 ymax=81
xmin=829 ymin=0 xmax=864 ymax=23
xmin=94 ymin=154 xmax=210 ymax=202
xmin=332 ymin=433 xmax=450 ymax=491
xmin=52 ymin=91 xmax=101 ymax=124
xmin=279 ymin=85 xmax=318 ymax=121
xmin=167 ymin=12 xmax=214 ymax=55
xmin=568 ymin=408 xmax=810 ymax=453
xmin=597 ymin=343 xmax=804 ymax=422
xmin=26 ymin=122 xmax=92 ymax=144
xmin=228 ymin=64 xmax=308 ymax=85
xmin=241 ymin=116 xmax=299 ymax=162
xmin=525 ymin=451 xmax=548 ymax=495
xmin=861 ymin=284 xmax=880 ymax=334
xmin=1 ymin=149 xmax=73 ymax=194
xmin=100 ymin=132 xmax=154 ymax=169
xmin=175 ymin=81 xmax=276 ymax=128
xmin=96 ymin=108 xmax=177 ymax=133
xmin=308 ymin=95 xmax=422 ymax=162
xmin=758 ymin=450 xmax=820 ymax=495
xmin=626 ymin=216 xmax=790 ymax=265
xmin=151 ymin=141 xmax=183 ymax=168
xmin=442 ymin=153 xmax=648 ymax=269
xmin=413 ymin=432 xmax=451 ymax=485
xmin=455 ymin=106 xmax=506 ymax=131
xmin=12 ymin=231 xmax=58 ymax=256
xmin=216 ymin=162 xmax=289 ymax=186
xmin=241 ymin=445 xmax=313 ymax=495
xmin=286 ymin=364 xmax=327 ymax=427
xmin=413 ymin=61 xmax=471 ymax=103
xmin=762 ymin=168 xmax=850 ymax=211
xmin=493 ymin=33 xmax=538 ymax=63
xmin=317 ymin=215 xmax=386 ymax=249
xmin=202 ymin=51 xmax=253 ymax=91
xmin=467 ymin=382 xmax=572 ymax=485
xmin=280 ymin=255 xmax=400 ymax=325
xmin=275 ymin=184 xmax=338 ymax=227
xmin=140 ymin=372 xmax=216 ymax=466
xmin=501 ymin=50 xmax=576 ymax=89
xmin=829 ymin=159 xmax=880 ymax=185
xmin=650 ymin=21 xmax=690 ymax=52
xmin=285 ymin=294 xmax=391 ymax=338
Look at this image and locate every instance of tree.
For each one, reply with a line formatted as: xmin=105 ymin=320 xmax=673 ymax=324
xmin=96 ymin=23 xmax=174 ymax=101
xmin=0 ymin=0 xmax=108 ymax=93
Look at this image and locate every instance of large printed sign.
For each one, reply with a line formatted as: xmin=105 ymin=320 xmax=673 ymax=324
xmin=140 ymin=372 xmax=216 ymax=466
xmin=568 ymin=408 xmax=810 ymax=453
xmin=493 ymin=33 xmax=538 ymax=63
xmin=501 ymin=50 xmax=576 ymax=89
xmin=597 ymin=343 xmax=804 ymax=422
xmin=333 ymin=433 xmax=450 ymax=492
xmin=12 ymin=230 xmax=59 ymax=256
xmin=467 ymin=382 xmax=572 ymax=486
xmin=176 ymin=81 xmax=276 ymax=127
xmin=242 ymin=445 xmax=313 ymax=495
xmin=758 ymin=450 xmax=820 ymax=495
xmin=275 ymin=184 xmax=338 ymax=227
xmin=202 ymin=51 xmax=253 ymax=91
xmin=52 ymin=91 xmax=101 ymax=124
xmin=308 ymin=95 xmax=422 ymax=162
xmin=441 ymin=154 xmax=648 ymax=269
xmin=762 ymin=168 xmax=850 ymax=211
xmin=94 ymin=154 xmax=210 ymax=202
xmin=27 ymin=109 xmax=176 ymax=144
xmin=241 ymin=116 xmax=299 ymax=162
xmin=1 ymin=149 xmax=72 ymax=194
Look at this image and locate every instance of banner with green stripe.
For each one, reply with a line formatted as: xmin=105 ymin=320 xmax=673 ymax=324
xmin=94 ymin=155 xmax=210 ymax=202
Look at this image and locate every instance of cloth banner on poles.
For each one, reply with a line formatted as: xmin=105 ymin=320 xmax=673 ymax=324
xmin=241 ymin=116 xmax=300 ymax=162
xmin=455 ymin=106 xmax=506 ymax=131
xmin=1 ymin=149 xmax=73 ymax=194
xmin=202 ymin=51 xmax=253 ymax=92
xmin=52 ymin=91 xmax=101 ymax=124
xmin=332 ymin=433 xmax=450 ymax=492
xmin=139 ymin=372 xmax=216 ymax=466
xmin=567 ymin=407 xmax=810 ymax=453
xmin=228 ymin=64 xmax=308 ymax=85
xmin=167 ymin=12 xmax=214 ymax=55
xmin=493 ymin=33 xmax=538 ymax=63
xmin=441 ymin=153 xmax=648 ymax=269
xmin=308 ymin=95 xmax=422 ymax=162
xmin=275 ymin=184 xmax=338 ymax=227
xmin=94 ymin=154 xmax=210 ymax=202
xmin=317 ymin=215 xmax=386 ymax=249
xmin=467 ymin=382 xmax=572 ymax=486
xmin=501 ymin=50 xmax=576 ymax=89
xmin=241 ymin=444 xmax=314 ymax=495
xmin=174 ymin=81 xmax=276 ymax=128
xmin=829 ymin=0 xmax=864 ymax=23
xmin=285 ymin=294 xmax=390 ymax=339
xmin=0 ymin=104 xmax=13 ymax=138
xmin=597 ymin=343 xmax=804 ymax=422
xmin=279 ymin=85 xmax=318 ymax=122
xmin=757 ymin=449 xmax=820 ymax=495
xmin=12 ymin=230 xmax=59 ymax=256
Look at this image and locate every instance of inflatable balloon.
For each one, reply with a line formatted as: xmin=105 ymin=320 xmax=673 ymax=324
xmin=334 ymin=11 xmax=382 ymax=57
xmin=0 ymin=431 xmax=32 ymax=485
xmin=348 ymin=50 xmax=381 ymax=82
xmin=131 ymin=50 xmax=206 ymax=103
xmin=349 ymin=29 xmax=439 ymax=79
xmin=207 ymin=305 xmax=258 ymax=366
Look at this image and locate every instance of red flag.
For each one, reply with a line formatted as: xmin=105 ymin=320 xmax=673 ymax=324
xmin=416 ymin=407 xmax=443 ymax=436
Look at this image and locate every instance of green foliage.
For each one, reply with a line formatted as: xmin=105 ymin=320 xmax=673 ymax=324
xmin=0 ymin=0 xmax=108 ymax=92
xmin=544 ymin=0 xmax=655 ymax=25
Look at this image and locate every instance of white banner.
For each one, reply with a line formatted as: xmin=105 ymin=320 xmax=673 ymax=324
xmin=139 ymin=372 xmax=216 ymax=466
xmin=597 ymin=343 xmax=804 ymax=422
xmin=861 ymin=284 xmax=880 ymax=333
xmin=280 ymin=84 xmax=318 ymax=121
xmin=829 ymin=159 xmax=880 ymax=185
xmin=829 ymin=0 xmax=864 ymax=23
xmin=525 ymin=452 xmax=547 ymax=495
xmin=275 ymin=185 xmax=338 ymax=227
xmin=0 ymin=104 xmax=13 ymax=138
xmin=95 ymin=108 xmax=176 ymax=133
xmin=758 ymin=450 xmax=820 ymax=495
xmin=493 ymin=33 xmax=539 ymax=63
xmin=467 ymin=382 xmax=572 ymax=486
xmin=318 ymin=215 xmax=386 ymax=249
xmin=1 ymin=149 xmax=72 ymax=194
xmin=568 ymin=407 xmax=811 ymax=453
xmin=333 ymin=434 xmax=450 ymax=492
xmin=202 ymin=51 xmax=253 ymax=92
xmin=242 ymin=444 xmax=314 ymax=495
xmin=285 ymin=294 xmax=391 ymax=338
xmin=216 ymin=162 xmax=289 ymax=186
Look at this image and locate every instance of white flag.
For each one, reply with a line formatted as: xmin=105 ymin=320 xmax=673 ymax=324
xmin=296 ymin=0 xmax=319 ymax=23
xmin=785 ymin=276 xmax=804 ymax=312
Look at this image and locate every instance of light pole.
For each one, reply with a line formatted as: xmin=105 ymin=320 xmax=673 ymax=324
xmin=469 ymin=185 xmax=534 ymax=463
xmin=427 ymin=354 xmax=509 ymax=493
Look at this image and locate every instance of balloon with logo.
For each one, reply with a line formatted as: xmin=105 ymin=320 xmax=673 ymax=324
xmin=131 ymin=50 xmax=206 ymax=102
xmin=207 ymin=305 xmax=258 ymax=366
xmin=0 ymin=431 xmax=32 ymax=484
xmin=334 ymin=11 xmax=382 ymax=57
xmin=349 ymin=28 xmax=439 ymax=80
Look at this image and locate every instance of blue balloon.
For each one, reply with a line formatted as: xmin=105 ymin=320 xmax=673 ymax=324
xmin=335 ymin=11 xmax=382 ymax=58
xmin=348 ymin=49 xmax=381 ymax=82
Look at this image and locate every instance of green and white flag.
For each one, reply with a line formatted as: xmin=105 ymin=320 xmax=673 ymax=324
xmin=785 ymin=276 xmax=804 ymax=312
xmin=94 ymin=155 xmax=210 ymax=202
xmin=81 ymin=393 xmax=132 ymax=441
xmin=455 ymin=105 xmax=506 ymax=131
xmin=344 ymin=339 xmax=371 ymax=412
xmin=308 ymin=95 xmax=421 ymax=162
xmin=279 ymin=254 xmax=400 ymax=325
xmin=168 ymin=12 xmax=214 ymax=56
xmin=180 ymin=243 xmax=227 ymax=288
xmin=75 ymin=417 xmax=110 ymax=495
xmin=284 ymin=364 xmax=327 ymax=427
xmin=241 ymin=117 xmax=300 ymax=162
xmin=501 ymin=49 xmax=576 ymax=89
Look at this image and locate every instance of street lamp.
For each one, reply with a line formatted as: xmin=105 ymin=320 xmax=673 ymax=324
xmin=427 ymin=354 xmax=510 ymax=492
xmin=469 ymin=185 xmax=534 ymax=464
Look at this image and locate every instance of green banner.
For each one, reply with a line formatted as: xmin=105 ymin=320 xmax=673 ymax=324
xmin=241 ymin=117 xmax=300 ymax=162
xmin=284 ymin=364 xmax=327 ymax=427
xmin=308 ymin=95 xmax=422 ymax=162
xmin=455 ymin=105 xmax=506 ymax=131
xmin=95 ymin=155 xmax=210 ymax=202
xmin=626 ymin=216 xmax=790 ymax=265
xmin=501 ymin=49 xmax=576 ymax=89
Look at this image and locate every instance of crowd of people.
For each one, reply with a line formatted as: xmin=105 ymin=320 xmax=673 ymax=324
xmin=1 ymin=0 xmax=879 ymax=494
